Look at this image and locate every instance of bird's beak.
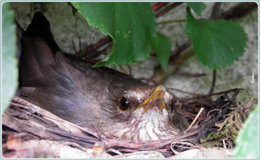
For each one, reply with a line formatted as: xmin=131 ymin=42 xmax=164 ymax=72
xmin=136 ymin=85 xmax=167 ymax=114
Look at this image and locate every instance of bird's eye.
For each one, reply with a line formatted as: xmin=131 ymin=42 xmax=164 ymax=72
xmin=119 ymin=97 xmax=129 ymax=111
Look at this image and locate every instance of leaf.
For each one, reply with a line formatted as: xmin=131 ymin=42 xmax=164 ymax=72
xmin=233 ymin=106 xmax=258 ymax=158
xmin=151 ymin=32 xmax=171 ymax=72
xmin=72 ymin=2 xmax=157 ymax=67
xmin=2 ymin=3 xmax=18 ymax=114
xmin=185 ymin=8 xmax=247 ymax=69
xmin=185 ymin=2 xmax=206 ymax=16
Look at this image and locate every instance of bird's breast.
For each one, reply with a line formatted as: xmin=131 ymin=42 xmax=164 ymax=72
xmin=103 ymin=108 xmax=179 ymax=143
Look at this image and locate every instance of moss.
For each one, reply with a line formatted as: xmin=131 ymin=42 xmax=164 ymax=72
xmin=201 ymin=110 xmax=243 ymax=147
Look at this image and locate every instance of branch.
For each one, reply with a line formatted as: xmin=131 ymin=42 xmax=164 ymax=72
xmin=76 ymin=36 xmax=112 ymax=58
xmin=155 ymin=2 xmax=183 ymax=17
xmin=151 ymin=46 xmax=194 ymax=83
xmin=152 ymin=2 xmax=168 ymax=11
xmin=210 ymin=2 xmax=222 ymax=19
xmin=220 ymin=2 xmax=257 ymax=20
xmin=208 ymin=70 xmax=217 ymax=94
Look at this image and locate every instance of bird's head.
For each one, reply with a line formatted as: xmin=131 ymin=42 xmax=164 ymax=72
xmin=98 ymin=80 xmax=179 ymax=143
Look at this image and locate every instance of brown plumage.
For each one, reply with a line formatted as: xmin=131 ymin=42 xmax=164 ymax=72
xmin=19 ymin=12 xmax=179 ymax=143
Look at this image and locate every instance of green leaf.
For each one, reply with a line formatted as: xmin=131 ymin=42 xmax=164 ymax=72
xmin=233 ymin=106 xmax=258 ymax=158
xmin=72 ymin=2 xmax=157 ymax=67
xmin=151 ymin=32 xmax=171 ymax=72
xmin=2 ymin=3 xmax=18 ymax=114
xmin=185 ymin=8 xmax=247 ymax=69
xmin=185 ymin=2 xmax=206 ymax=16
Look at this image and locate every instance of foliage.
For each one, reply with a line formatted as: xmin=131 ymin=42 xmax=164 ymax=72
xmin=72 ymin=2 xmax=156 ymax=67
xmin=185 ymin=8 xmax=247 ymax=69
xmin=2 ymin=3 xmax=18 ymax=114
xmin=233 ymin=106 xmax=259 ymax=158
xmin=72 ymin=2 xmax=171 ymax=70
xmin=185 ymin=2 xmax=206 ymax=16
xmin=151 ymin=32 xmax=171 ymax=71
xmin=72 ymin=2 xmax=247 ymax=71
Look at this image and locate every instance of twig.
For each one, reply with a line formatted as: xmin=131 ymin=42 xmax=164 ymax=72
xmin=151 ymin=46 xmax=194 ymax=83
xmin=170 ymin=140 xmax=196 ymax=155
xmin=157 ymin=19 xmax=186 ymax=24
xmin=119 ymin=65 xmax=129 ymax=75
xmin=78 ymin=36 xmax=82 ymax=51
xmin=223 ymin=139 xmax=227 ymax=149
xmin=184 ymin=108 xmax=204 ymax=133
xmin=155 ymin=2 xmax=183 ymax=17
xmin=174 ymin=108 xmax=197 ymax=119
xmin=210 ymin=2 xmax=222 ymax=19
xmin=208 ymin=70 xmax=217 ymax=94
xmin=84 ymin=43 xmax=112 ymax=61
xmin=207 ymin=109 xmax=220 ymax=117
xmin=167 ymin=87 xmax=199 ymax=96
xmin=152 ymin=2 xmax=168 ymax=11
xmin=185 ymin=88 xmax=244 ymax=101
xmin=76 ymin=36 xmax=112 ymax=57
xmin=156 ymin=2 xmax=222 ymax=24
xmin=106 ymin=148 xmax=124 ymax=156
xmin=175 ymin=71 xmax=206 ymax=77
xmin=148 ymin=130 xmax=199 ymax=150
xmin=220 ymin=2 xmax=257 ymax=20
xmin=47 ymin=128 xmax=97 ymax=145
xmin=157 ymin=2 xmax=222 ymax=25
xmin=72 ymin=40 xmax=78 ymax=54
xmin=170 ymin=40 xmax=192 ymax=61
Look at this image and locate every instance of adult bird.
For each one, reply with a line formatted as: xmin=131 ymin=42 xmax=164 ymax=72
xmin=19 ymin=12 xmax=180 ymax=143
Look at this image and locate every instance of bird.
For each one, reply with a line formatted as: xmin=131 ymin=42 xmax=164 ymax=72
xmin=18 ymin=12 xmax=180 ymax=143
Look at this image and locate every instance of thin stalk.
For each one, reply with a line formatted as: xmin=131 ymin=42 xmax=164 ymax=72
xmin=157 ymin=19 xmax=186 ymax=24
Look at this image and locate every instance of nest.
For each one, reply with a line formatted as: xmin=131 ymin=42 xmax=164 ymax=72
xmin=2 ymin=88 xmax=257 ymax=158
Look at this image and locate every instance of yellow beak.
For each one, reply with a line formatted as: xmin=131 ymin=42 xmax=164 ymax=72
xmin=136 ymin=85 xmax=167 ymax=114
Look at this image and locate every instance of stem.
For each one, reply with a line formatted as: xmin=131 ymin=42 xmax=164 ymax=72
xmin=221 ymin=2 xmax=257 ymax=20
xmin=151 ymin=46 xmax=194 ymax=84
xmin=208 ymin=70 xmax=217 ymax=94
xmin=184 ymin=108 xmax=204 ymax=133
xmin=157 ymin=19 xmax=186 ymax=24
xmin=155 ymin=2 xmax=183 ymax=17
xmin=210 ymin=2 xmax=222 ymax=20
xmin=175 ymin=71 xmax=206 ymax=77
xmin=170 ymin=40 xmax=191 ymax=61
xmin=76 ymin=36 xmax=112 ymax=57
xmin=152 ymin=2 xmax=168 ymax=11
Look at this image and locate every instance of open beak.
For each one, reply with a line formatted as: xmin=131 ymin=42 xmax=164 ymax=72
xmin=136 ymin=85 xmax=167 ymax=114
